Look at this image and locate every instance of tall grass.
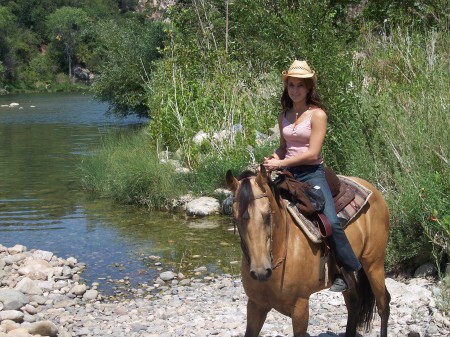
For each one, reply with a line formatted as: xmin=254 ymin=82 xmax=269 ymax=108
xmin=145 ymin=52 xmax=279 ymax=171
xmin=80 ymin=130 xmax=186 ymax=209
xmin=343 ymin=27 xmax=449 ymax=271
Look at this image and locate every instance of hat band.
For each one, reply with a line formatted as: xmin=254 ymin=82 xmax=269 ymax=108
xmin=288 ymin=66 xmax=312 ymax=74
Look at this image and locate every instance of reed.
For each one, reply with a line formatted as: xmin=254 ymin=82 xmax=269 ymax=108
xmin=80 ymin=130 xmax=186 ymax=209
xmin=342 ymin=26 xmax=449 ymax=272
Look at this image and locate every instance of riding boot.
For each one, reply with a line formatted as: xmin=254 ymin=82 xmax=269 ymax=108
xmin=330 ymin=267 xmax=355 ymax=292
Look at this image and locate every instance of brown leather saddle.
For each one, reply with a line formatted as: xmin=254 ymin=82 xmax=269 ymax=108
xmin=325 ymin=167 xmax=355 ymax=213
xmin=274 ymin=168 xmax=367 ymax=237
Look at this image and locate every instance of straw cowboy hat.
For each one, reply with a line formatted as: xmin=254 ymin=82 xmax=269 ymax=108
xmin=282 ymin=60 xmax=317 ymax=87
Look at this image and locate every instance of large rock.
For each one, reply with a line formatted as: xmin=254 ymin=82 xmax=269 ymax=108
xmin=82 ymin=290 xmax=98 ymax=300
xmin=7 ymin=245 xmax=26 ymax=254
xmin=0 ymin=310 xmax=24 ymax=322
xmin=2 ymin=253 xmax=30 ymax=265
xmin=0 ymin=289 xmax=29 ymax=310
xmin=414 ymin=262 xmax=437 ymax=278
xmin=31 ymin=250 xmax=53 ymax=261
xmin=186 ymin=197 xmax=220 ymax=216
xmin=71 ymin=284 xmax=87 ymax=296
xmin=222 ymin=194 xmax=233 ymax=215
xmin=193 ymin=130 xmax=208 ymax=145
xmin=26 ymin=321 xmax=58 ymax=337
xmin=4 ymin=327 xmax=31 ymax=337
xmin=14 ymin=278 xmax=43 ymax=295
xmin=18 ymin=259 xmax=53 ymax=278
xmin=160 ymin=271 xmax=176 ymax=281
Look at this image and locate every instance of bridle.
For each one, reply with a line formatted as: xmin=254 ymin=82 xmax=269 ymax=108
xmin=233 ymin=176 xmax=289 ymax=271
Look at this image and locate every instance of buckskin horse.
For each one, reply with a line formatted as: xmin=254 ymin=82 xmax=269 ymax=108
xmin=226 ymin=165 xmax=390 ymax=337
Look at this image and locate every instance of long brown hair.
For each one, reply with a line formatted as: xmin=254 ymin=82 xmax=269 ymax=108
xmin=280 ymin=77 xmax=325 ymax=112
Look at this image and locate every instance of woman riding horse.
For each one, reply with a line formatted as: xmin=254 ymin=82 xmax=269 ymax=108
xmin=226 ymin=60 xmax=391 ymax=337
xmin=263 ymin=60 xmax=360 ymax=292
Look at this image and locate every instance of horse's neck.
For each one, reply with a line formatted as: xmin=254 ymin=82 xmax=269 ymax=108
xmin=271 ymin=195 xmax=309 ymax=248
xmin=270 ymin=196 xmax=291 ymax=249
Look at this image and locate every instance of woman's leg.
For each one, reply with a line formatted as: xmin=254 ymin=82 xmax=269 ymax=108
xmin=293 ymin=165 xmax=361 ymax=272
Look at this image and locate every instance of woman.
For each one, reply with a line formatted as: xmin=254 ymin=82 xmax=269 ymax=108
xmin=263 ymin=60 xmax=361 ymax=292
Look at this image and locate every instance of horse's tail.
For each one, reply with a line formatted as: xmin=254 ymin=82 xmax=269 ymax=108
xmin=357 ymin=268 xmax=376 ymax=331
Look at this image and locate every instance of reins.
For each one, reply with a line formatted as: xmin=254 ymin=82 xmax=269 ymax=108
xmin=234 ymin=176 xmax=289 ymax=271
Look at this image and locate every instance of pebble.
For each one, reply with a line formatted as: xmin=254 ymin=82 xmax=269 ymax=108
xmin=1 ymin=244 xmax=449 ymax=337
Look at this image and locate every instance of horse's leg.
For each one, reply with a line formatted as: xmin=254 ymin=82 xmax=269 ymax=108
xmin=291 ymin=297 xmax=309 ymax=337
xmin=363 ymin=262 xmax=391 ymax=337
xmin=343 ymin=287 xmax=362 ymax=337
xmin=244 ymin=299 xmax=270 ymax=337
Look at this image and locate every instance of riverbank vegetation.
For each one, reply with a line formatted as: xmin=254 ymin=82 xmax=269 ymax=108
xmin=0 ymin=0 xmax=164 ymax=95
xmin=4 ymin=1 xmax=447 ymax=275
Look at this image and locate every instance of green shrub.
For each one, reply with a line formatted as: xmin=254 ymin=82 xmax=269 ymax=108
xmin=81 ymin=130 xmax=187 ymax=209
xmin=344 ymin=26 xmax=449 ymax=271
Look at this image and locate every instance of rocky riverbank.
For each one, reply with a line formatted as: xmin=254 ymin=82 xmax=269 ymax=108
xmin=1 ymin=244 xmax=449 ymax=337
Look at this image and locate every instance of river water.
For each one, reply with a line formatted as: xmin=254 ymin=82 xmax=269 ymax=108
xmin=0 ymin=93 xmax=240 ymax=295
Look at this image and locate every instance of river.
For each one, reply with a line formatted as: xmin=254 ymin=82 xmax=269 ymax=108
xmin=0 ymin=92 xmax=240 ymax=296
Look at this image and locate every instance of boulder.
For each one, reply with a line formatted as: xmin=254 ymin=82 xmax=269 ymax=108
xmin=4 ymin=327 xmax=31 ymax=337
xmin=18 ymin=259 xmax=53 ymax=278
xmin=82 ymin=290 xmax=98 ymax=300
xmin=414 ymin=262 xmax=437 ymax=278
xmin=160 ymin=271 xmax=176 ymax=281
xmin=0 ymin=310 xmax=24 ymax=323
xmin=31 ymin=250 xmax=53 ymax=261
xmin=186 ymin=197 xmax=220 ymax=216
xmin=193 ymin=130 xmax=208 ymax=145
xmin=0 ymin=289 xmax=29 ymax=310
xmin=14 ymin=278 xmax=43 ymax=295
xmin=222 ymin=194 xmax=233 ymax=215
xmin=1 ymin=320 xmax=20 ymax=332
xmin=71 ymin=284 xmax=87 ymax=296
xmin=2 ymin=253 xmax=30 ymax=265
xmin=26 ymin=321 xmax=58 ymax=337
xmin=7 ymin=245 xmax=25 ymax=254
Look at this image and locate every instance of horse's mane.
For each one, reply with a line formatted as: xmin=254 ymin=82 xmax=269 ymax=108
xmin=237 ymin=171 xmax=256 ymax=218
xmin=236 ymin=170 xmax=283 ymax=217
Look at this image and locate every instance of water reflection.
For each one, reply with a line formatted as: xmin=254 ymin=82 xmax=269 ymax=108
xmin=0 ymin=93 xmax=240 ymax=295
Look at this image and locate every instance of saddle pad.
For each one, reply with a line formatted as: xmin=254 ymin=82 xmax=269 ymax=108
xmin=285 ymin=200 xmax=323 ymax=244
xmin=284 ymin=176 xmax=373 ymax=243
xmin=336 ymin=176 xmax=372 ymax=227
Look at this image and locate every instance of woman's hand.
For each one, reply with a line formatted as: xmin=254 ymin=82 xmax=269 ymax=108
xmin=263 ymin=157 xmax=283 ymax=172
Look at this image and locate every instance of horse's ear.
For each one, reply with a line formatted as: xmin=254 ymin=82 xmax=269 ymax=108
xmin=258 ymin=164 xmax=272 ymax=182
xmin=259 ymin=164 xmax=268 ymax=179
xmin=256 ymin=164 xmax=270 ymax=190
xmin=226 ymin=170 xmax=239 ymax=193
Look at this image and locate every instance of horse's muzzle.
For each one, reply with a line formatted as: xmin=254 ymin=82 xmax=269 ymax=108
xmin=250 ymin=267 xmax=273 ymax=281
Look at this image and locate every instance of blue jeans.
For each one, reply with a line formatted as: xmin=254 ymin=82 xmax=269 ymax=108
xmin=289 ymin=164 xmax=362 ymax=272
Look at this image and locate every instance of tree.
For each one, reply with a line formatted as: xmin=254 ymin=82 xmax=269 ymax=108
xmin=90 ymin=18 xmax=165 ymax=117
xmin=46 ymin=7 xmax=91 ymax=79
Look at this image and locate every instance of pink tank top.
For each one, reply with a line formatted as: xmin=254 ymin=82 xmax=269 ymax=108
xmin=281 ymin=109 xmax=323 ymax=165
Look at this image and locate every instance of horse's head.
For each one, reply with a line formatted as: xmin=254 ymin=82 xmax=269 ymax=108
xmin=226 ymin=165 xmax=280 ymax=282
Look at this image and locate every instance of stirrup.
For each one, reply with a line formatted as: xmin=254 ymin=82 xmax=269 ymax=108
xmin=330 ymin=275 xmax=347 ymax=292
